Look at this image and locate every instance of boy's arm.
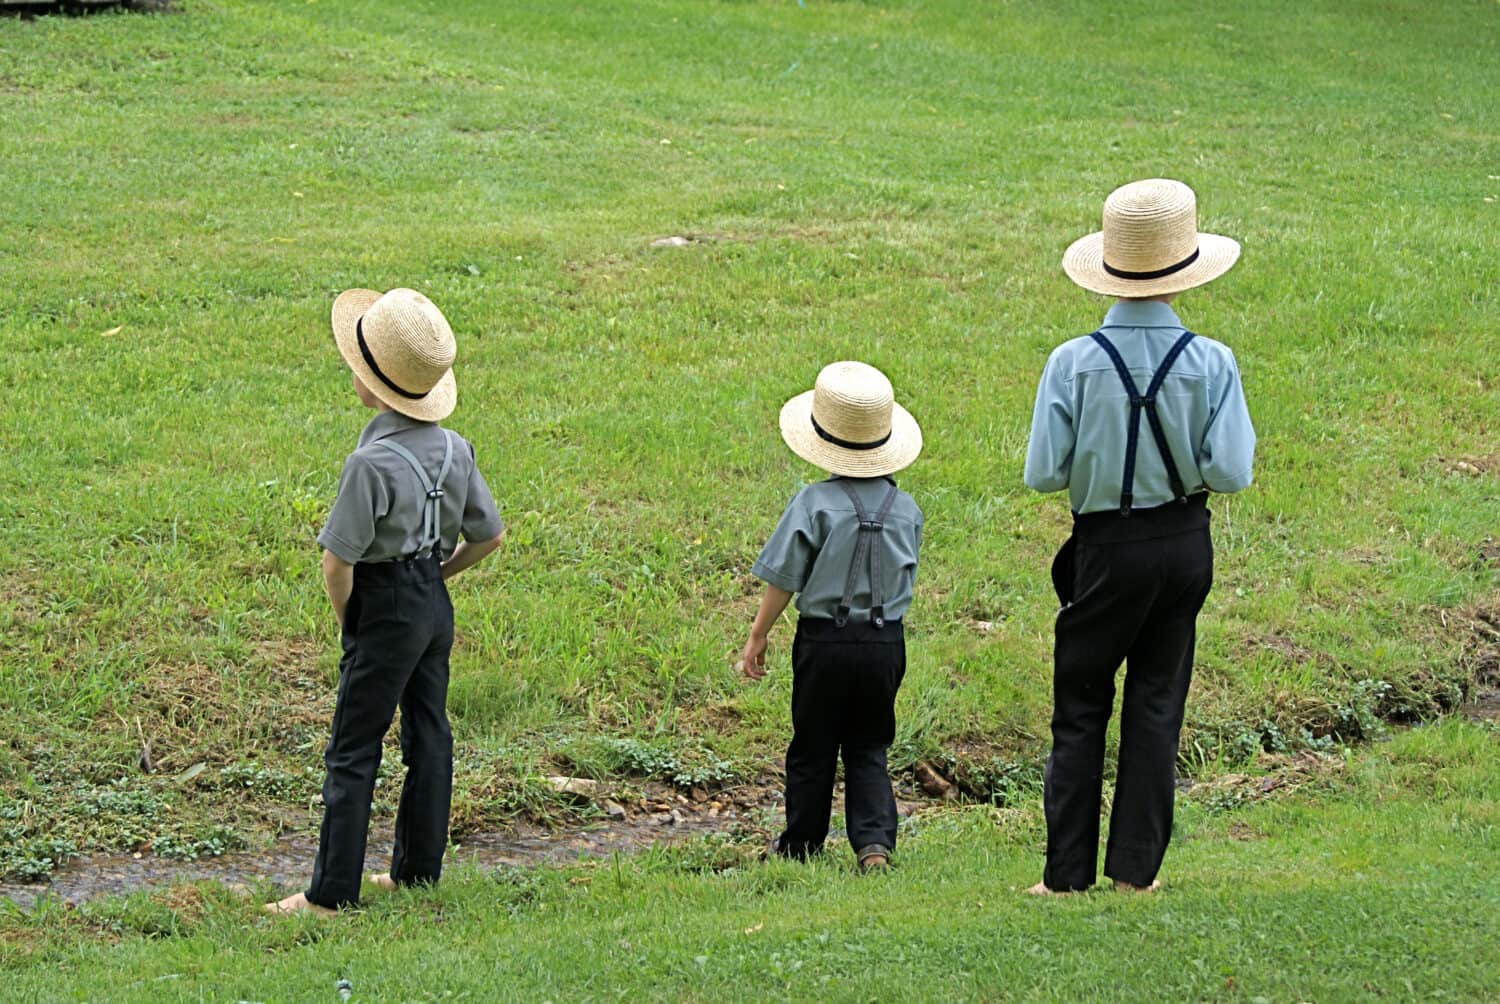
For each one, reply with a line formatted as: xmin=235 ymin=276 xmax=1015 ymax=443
xmin=739 ymin=585 xmax=793 ymax=681
xmin=322 ymin=549 xmax=355 ymax=627
xmin=1023 ymin=348 xmax=1075 ymax=494
xmin=441 ymin=531 xmax=504 ymax=581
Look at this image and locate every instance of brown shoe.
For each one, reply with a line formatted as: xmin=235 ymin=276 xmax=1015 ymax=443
xmin=856 ymin=845 xmax=891 ymax=874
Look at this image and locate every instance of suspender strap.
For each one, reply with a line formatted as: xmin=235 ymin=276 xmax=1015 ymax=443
xmin=373 ymin=431 xmax=455 ymax=558
xmin=833 ymin=479 xmax=901 ymax=629
xmin=1088 ymin=329 xmax=1197 ymax=516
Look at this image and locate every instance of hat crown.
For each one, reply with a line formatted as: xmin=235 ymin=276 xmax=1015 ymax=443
xmin=810 ymin=361 xmax=894 ymax=445
xmin=359 ymin=288 xmax=456 ymax=396
xmin=1101 ymin=179 xmax=1200 ymax=274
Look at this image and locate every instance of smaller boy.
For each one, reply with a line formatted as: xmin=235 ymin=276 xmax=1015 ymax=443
xmin=740 ymin=361 xmax=923 ymax=871
xmin=268 ymin=287 xmax=504 ymax=915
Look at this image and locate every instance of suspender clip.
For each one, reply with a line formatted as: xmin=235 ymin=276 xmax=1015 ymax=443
xmin=871 ymin=607 xmax=885 ymax=630
xmin=833 ymin=605 xmax=851 ymax=629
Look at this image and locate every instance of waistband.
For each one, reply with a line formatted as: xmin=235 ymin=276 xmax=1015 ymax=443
xmin=354 ymin=553 xmax=443 ymax=586
xmin=1072 ymin=492 xmax=1210 ymax=544
xmin=795 ymin=617 xmax=904 ymax=642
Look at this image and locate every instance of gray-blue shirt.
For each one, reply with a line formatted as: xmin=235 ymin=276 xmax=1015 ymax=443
xmin=752 ymin=477 xmax=923 ymax=622
xmin=317 ymin=411 xmax=504 ymax=564
xmin=1024 ymin=301 xmax=1256 ymax=515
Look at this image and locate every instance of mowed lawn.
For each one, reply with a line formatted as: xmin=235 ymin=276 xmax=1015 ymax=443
xmin=3 ymin=722 xmax=1498 ymax=1000
xmin=0 ymin=0 xmax=1497 ymax=914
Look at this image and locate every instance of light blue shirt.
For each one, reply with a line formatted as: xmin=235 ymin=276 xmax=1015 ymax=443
xmin=1023 ymin=301 xmax=1256 ymax=515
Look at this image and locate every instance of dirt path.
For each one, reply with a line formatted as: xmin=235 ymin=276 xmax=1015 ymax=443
xmin=0 ymin=813 xmax=740 ymax=911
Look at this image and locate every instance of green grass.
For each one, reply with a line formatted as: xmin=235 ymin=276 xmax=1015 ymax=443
xmin=4 ymin=721 xmax=1497 ymax=1000
xmin=0 ymin=0 xmax=1497 ymax=921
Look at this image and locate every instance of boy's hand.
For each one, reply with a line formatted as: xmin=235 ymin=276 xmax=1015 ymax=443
xmin=739 ymin=633 xmax=769 ymax=681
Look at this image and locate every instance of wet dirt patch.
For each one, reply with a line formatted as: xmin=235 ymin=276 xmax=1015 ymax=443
xmin=0 ymin=814 xmax=736 ymax=912
xmin=1242 ymin=632 xmax=1337 ymax=669
xmin=1446 ymin=452 xmax=1500 ymax=476
xmin=1453 ymin=600 xmax=1500 ymax=721
xmin=1225 ymin=820 xmax=1267 ymax=841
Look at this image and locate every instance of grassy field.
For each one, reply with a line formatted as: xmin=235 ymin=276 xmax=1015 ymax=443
xmin=3 ymin=721 xmax=1497 ymax=1000
xmin=0 ymin=0 xmax=1498 ymax=985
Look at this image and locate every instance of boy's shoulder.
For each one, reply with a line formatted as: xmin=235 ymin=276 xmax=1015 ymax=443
xmin=790 ymin=478 xmax=921 ymax=522
xmin=1048 ymin=327 xmax=1238 ymax=370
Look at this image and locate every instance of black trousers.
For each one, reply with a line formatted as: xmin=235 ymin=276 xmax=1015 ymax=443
xmin=778 ymin=617 xmax=905 ymax=858
xmin=1043 ymin=496 xmax=1213 ymax=891
xmin=306 ymin=555 xmax=455 ymax=909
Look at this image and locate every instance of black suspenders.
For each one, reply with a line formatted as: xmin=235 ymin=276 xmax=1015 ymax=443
xmin=1088 ymin=329 xmax=1197 ymax=516
xmin=833 ymin=478 xmax=900 ymax=629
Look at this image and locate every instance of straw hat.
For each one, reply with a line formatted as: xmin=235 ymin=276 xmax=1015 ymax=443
xmin=779 ymin=361 xmax=922 ymax=478
xmin=331 ymin=287 xmax=457 ymax=421
xmin=1062 ymin=179 xmax=1240 ymax=297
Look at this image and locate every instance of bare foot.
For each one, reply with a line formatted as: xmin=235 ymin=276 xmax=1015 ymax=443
xmin=1112 ymin=879 xmax=1162 ymax=893
xmin=1024 ymin=881 xmax=1074 ymax=896
xmin=263 ymin=892 xmax=336 ymax=916
xmin=367 ymin=873 xmax=398 ymax=893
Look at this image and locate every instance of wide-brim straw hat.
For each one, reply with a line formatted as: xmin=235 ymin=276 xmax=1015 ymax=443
xmin=1062 ymin=178 xmax=1240 ymax=298
xmin=331 ymin=287 xmax=457 ymax=421
xmin=779 ymin=361 xmax=922 ymax=478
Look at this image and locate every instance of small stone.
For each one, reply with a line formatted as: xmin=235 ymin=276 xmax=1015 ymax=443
xmin=670 ymin=809 xmax=686 ymax=825
xmin=651 ymin=812 xmax=674 ymax=826
xmin=689 ymin=787 xmax=709 ymax=803
xmin=651 ymin=235 xmax=692 ymax=248
xmin=546 ymin=776 xmax=601 ymax=798
xmin=603 ymin=799 xmax=627 ymax=821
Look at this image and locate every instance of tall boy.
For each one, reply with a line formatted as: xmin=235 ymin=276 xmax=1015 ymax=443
xmin=268 ymin=287 xmax=504 ymax=915
xmin=1023 ymin=179 xmax=1256 ymax=894
xmin=740 ymin=361 xmax=923 ymax=871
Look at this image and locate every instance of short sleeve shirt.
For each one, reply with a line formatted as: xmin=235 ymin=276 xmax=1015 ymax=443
xmin=317 ymin=411 xmax=504 ymax=564
xmin=752 ymin=476 xmax=924 ymax=622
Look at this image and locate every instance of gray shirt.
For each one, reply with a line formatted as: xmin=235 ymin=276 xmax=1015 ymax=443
xmin=752 ymin=476 xmax=923 ymax=623
xmin=317 ymin=411 xmax=504 ymax=564
xmin=1024 ymin=300 xmax=1256 ymax=514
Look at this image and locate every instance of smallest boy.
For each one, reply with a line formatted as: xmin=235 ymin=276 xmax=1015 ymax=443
xmin=269 ymin=287 xmax=504 ymax=915
xmin=740 ymin=361 xmax=923 ymax=872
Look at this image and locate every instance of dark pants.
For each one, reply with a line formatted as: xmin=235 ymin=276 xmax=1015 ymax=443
xmin=306 ymin=555 xmax=455 ymax=909
xmin=1043 ymin=496 xmax=1214 ymax=891
xmin=777 ymin=617 xmax=905 ymax=858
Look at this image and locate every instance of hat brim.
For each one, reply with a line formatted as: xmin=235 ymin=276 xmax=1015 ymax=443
xmin=779 ymin=391 xmax=923 ymax=478
xmin=1062 ymin=232 xmax=1240 ymax=298
xmin=331 ymin=288 xmax=456 ymax=422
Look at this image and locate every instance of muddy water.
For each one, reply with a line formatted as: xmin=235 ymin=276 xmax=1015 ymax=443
xmin=0 ymin=814 xmax=739 ymax=911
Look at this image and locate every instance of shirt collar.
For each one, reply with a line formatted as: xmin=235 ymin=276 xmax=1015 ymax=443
xmin=826 ymin=474 xmax=897 ymax=486
xmin=1100 ymin=300 xmax=1184 ymax=330
xmin=356 ymin=409 xmax=432 ymax=448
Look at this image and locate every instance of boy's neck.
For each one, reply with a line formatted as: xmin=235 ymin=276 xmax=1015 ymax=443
xmin=1116 ymin=294 xmax=1178 ymax=305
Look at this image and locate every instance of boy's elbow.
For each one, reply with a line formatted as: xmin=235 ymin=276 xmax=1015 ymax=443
xmin=1024 ymin=470 xmax=1068 ymax=494
xmin=1204 ymin=469 xmax=1254 ymax=494
xmin=471 ymin=531 xmax=504 ymax=558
